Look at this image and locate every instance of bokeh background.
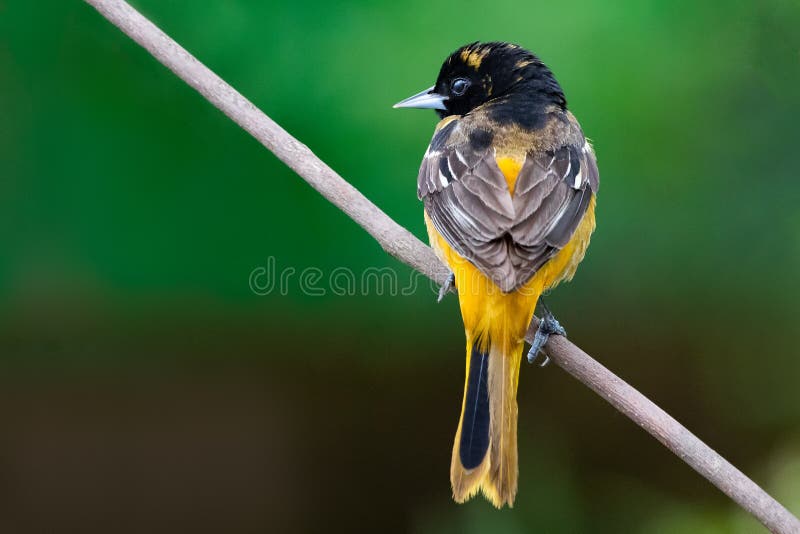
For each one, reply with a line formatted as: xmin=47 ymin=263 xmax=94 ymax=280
xmin=2 ymin=0 xmax=800 ymax=532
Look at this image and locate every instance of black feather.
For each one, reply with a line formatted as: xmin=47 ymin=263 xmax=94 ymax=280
xmin=460 ymin=342 xmax=491 ymax=469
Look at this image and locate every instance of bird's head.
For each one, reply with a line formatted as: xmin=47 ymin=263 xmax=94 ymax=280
xmin=394 ymin=42 xmax=566 ymax=126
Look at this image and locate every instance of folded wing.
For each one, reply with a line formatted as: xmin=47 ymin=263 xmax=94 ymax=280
xmin=419 ymin=120 xmax=598 ymax=292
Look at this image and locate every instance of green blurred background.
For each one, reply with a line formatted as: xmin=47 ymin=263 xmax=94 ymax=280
xmin=2 ymin=0 xmax=800 ymax=532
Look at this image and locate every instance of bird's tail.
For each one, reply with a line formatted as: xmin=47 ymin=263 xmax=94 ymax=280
xmin=450 ymin=325 xmax=526 ymax=508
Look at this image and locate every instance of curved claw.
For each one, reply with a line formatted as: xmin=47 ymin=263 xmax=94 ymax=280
xmin=437 ymin=272 xmax=456 ymax=303
xmin=526 ymin=314 xmax=566 ymax=366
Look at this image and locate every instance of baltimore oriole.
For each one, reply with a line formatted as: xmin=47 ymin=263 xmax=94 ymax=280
xmin=394 ymin=42 xmax=599 ymax=508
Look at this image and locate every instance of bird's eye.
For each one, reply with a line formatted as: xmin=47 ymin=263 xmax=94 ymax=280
xmin=451 ymin=78 xmax=470 ymax=96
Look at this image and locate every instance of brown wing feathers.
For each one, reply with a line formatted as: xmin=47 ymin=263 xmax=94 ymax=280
xmin=420 ymin=119 xmax=598 ymax=292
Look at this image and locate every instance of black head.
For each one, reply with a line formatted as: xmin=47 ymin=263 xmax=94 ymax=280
xmin=394 ymin=42 xmax=566 ymax=128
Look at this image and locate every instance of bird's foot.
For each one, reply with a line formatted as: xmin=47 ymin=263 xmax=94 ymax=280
xmin=437 ymin=272 xmax=456 ymax=303
xmin=527 ymin=302 xmax=566 ymax=367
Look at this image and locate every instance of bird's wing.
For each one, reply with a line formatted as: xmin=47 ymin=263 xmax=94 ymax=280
xmin=419 ymin=120 xmax=599 ymax=292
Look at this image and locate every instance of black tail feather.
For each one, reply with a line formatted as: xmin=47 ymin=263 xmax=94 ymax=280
xmin=459 ymin=342 xmax=491 ymax=469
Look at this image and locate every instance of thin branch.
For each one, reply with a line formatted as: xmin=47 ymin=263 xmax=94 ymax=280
xmin=83 ymin=1 xmax=800 ymax=532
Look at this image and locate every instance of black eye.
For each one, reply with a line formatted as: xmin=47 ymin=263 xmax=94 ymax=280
xmin=451 ymin=78 xmax=470 ymax=96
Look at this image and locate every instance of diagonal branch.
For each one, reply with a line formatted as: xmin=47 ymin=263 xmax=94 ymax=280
xmin=82 ymin=1 xmax=800 ymax=532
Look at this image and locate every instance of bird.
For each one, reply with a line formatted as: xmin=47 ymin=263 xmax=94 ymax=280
xmin=394 ymin=42 xmax=599 ymax=508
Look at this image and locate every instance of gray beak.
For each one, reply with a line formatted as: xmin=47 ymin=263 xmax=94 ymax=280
xmin=393 ymin=86 xmax=448 ymax=110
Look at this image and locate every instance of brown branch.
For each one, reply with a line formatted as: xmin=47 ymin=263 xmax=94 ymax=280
xmin=82 ymin=1 xmax=800 ymax=532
